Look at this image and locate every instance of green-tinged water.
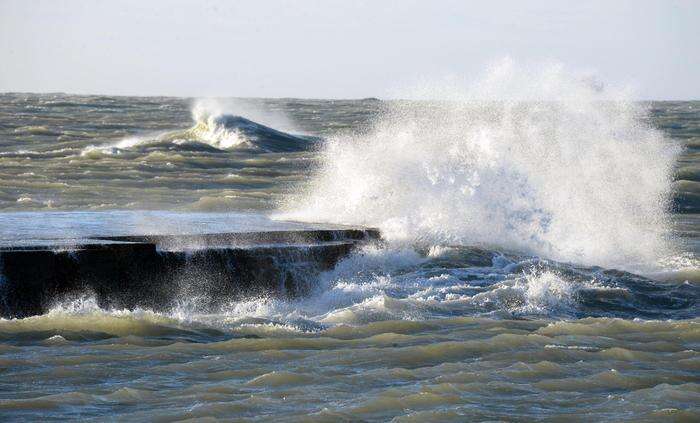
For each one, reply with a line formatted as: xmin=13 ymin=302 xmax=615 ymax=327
xmin=0 ymin=93 xmax=698 ymax=421
xmin=1 ymin=310 xmax=697 ymax=422
xmin=0 ymin=94 xmax=380 ymax=211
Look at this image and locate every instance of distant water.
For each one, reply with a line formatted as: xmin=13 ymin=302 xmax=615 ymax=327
xmin=0 ymin=92 xmax=698 ymax=421
xmin=0 ymin=94 xmax=378 ymax=211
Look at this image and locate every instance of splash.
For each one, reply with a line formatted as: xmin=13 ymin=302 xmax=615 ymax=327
xmin=280 ymin=61 xmax=681 ymax=269
xmin=470 ymin=268 xmax=585 ymax=317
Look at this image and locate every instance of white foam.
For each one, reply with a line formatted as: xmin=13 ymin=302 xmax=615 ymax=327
xmin=280 ymin=60 xmax=681 ymax=270
xmin=78 ymin=99 xmax=302 ymax=155
xmin=186 ymin=107 xmax=250 ymax=149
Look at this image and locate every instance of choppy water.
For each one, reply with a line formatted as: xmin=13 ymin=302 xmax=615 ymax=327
xmin=0 ymin=94 xmax=379 ymax=211
xmin=0 ymin=83 xmax=699 ymax=421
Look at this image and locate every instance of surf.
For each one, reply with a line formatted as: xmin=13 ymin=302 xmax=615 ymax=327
xmin=279 ymin=61 xmax=683 ymax=271
xmin=81 ymin=103 xmax=319 ymax=157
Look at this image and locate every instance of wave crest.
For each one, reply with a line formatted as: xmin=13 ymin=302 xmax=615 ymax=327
xmin=81 ymin=105 xmax=316 ymax=156
xmin=280 ymin=61 xmax=681 ymax=269
xmin=178 ymin=111 xmax=317 ymax=152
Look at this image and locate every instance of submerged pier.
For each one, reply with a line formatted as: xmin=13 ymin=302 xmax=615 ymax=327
xmin=0 ymin=212 xmax=380 ymax=318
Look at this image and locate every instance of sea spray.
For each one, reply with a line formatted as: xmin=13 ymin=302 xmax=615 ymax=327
xmin=280 ymin=61 xmax=681 ymax=269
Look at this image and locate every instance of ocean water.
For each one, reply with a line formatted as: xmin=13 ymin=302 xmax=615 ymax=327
xmin=0 ymin=76 xmax=699 ymax=421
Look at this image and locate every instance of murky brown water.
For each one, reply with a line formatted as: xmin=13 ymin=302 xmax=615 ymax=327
xmin=0 ymin=94 xmax=698 ymax=421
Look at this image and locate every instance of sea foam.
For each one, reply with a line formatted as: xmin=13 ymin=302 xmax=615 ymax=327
xmin=280 ymin=60 xmax=681 ymax=269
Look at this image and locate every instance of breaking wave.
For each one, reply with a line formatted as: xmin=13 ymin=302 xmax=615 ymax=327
xmin=3 ymin=242 xmax=695 ymax=341
xmin=81 ymin=103 xmax=318 ymax=157
xmin=280 ymin=60 xmax=682 ymax=270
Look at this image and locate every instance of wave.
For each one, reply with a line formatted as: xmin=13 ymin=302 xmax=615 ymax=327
xmin=0 ymin=244 xmax=696 ymax=342
xmin=81 ymin=110 xmax=318 ymax=157
xmin=279 ymin=60 xmax=682 ymax=271
xmin=164 ymin=112 xmax=320 ymax=152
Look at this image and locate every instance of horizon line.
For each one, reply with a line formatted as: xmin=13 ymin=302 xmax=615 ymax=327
xmin=2 ymin=90 xmax=699 ymax=103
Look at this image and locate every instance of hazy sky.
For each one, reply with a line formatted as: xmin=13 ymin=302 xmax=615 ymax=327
xmin=1 ymin=0 xmax=698 ymax=99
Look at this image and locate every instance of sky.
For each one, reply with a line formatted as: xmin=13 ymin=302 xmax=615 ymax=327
xmin=1 ymin=0 xmax=698 ymax=100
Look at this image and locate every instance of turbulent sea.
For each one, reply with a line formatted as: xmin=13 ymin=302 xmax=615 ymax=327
xmin=0 ymin=83 xmax=699 ymax=420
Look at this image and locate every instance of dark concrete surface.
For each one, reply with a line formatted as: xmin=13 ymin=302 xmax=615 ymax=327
xmin=0 ymin=229 xmax=380 ymax=318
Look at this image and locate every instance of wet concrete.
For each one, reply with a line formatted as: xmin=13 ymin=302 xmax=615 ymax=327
xmin=0 ymin=228 xmax=380 ymax=318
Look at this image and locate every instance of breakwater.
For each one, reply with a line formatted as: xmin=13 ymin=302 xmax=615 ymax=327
xmin=0 ymin=228 xmax=380 ymax=318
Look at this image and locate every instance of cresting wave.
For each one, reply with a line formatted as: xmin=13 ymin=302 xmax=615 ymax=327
xmin=3 ymin=241 xmax=694 ymax=337
xmin=81 ymin=102 xmax=317 ymax=157
xmin=280 ymin=61 xmax=683 ymax=270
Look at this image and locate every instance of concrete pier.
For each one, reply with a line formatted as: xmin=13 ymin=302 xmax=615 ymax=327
xmin=0 ymin=228 xmax=380 ymax=318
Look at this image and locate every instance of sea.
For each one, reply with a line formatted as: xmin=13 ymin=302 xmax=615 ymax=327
xmin=0 ymin=85 xmax=698 ymax=421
